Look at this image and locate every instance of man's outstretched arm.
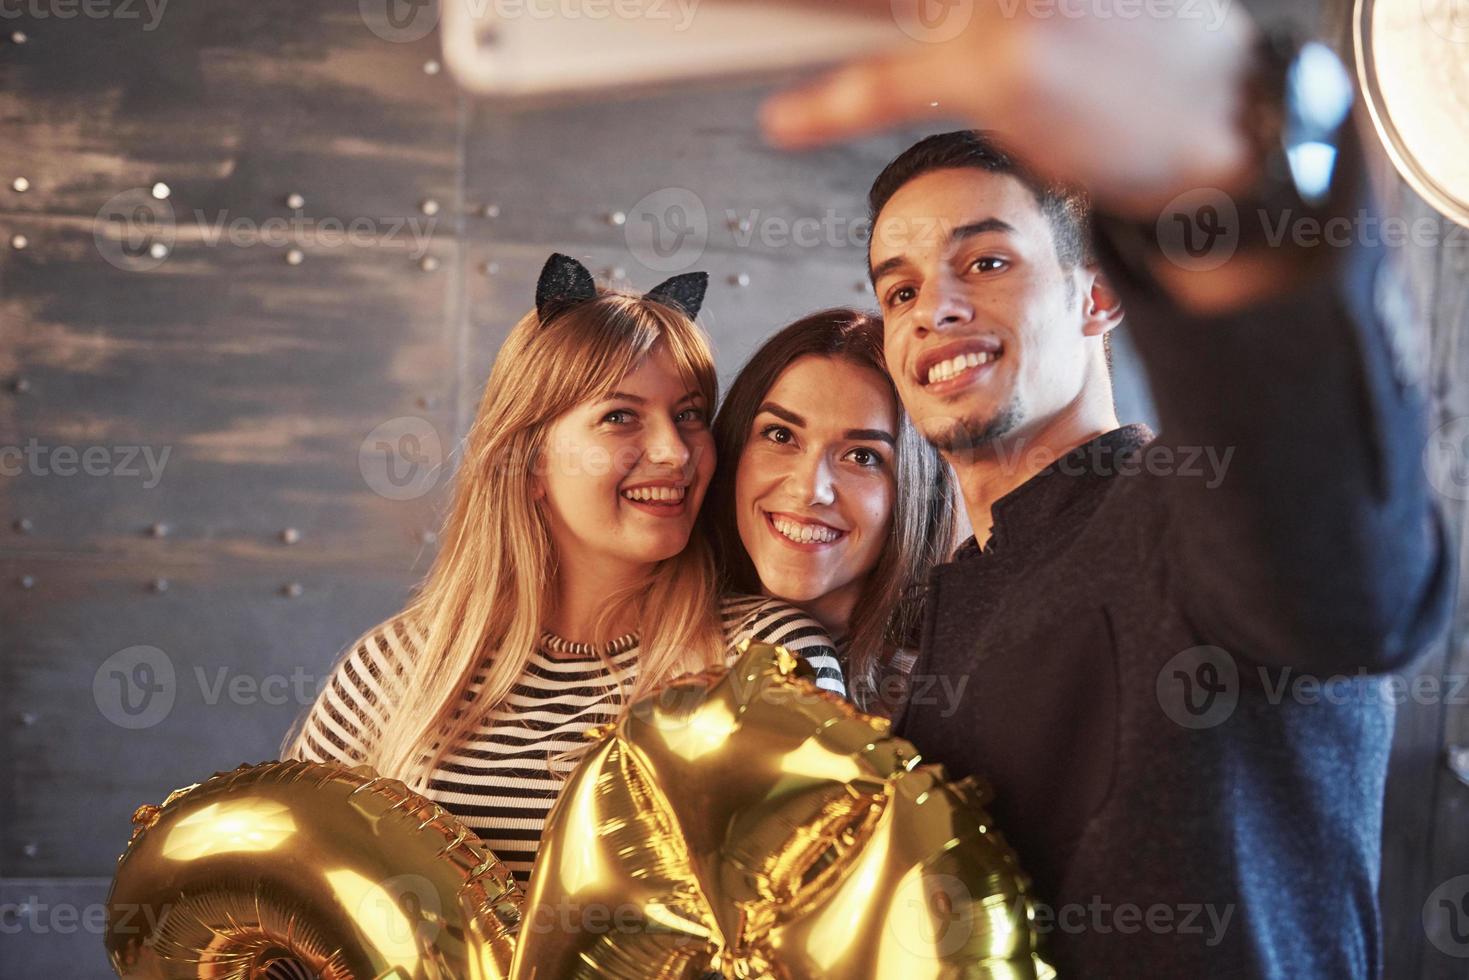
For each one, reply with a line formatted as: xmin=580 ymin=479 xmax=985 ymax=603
xmin=1096 ymin=118 xmax=1452 ymax=674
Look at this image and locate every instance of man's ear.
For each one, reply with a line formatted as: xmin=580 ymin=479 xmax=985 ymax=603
xmin=1080 ymin=265 xmax=1125 ymax=337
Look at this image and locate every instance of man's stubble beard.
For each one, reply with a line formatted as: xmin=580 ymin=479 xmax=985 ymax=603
xmin=922 ymin=392 xmax=1024 ymax=463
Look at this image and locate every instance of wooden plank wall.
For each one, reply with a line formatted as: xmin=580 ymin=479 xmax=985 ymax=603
xmin=0 ymin=3 xmax=966 ymax=973
xmin=1313 ymin=0 xmax=1469 ymax=976
xmin=2 ymin=0 xmax=1462 ymax=976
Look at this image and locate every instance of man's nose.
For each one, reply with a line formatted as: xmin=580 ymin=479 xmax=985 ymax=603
xmin=913 ymin=273 xmax=974 ymax=336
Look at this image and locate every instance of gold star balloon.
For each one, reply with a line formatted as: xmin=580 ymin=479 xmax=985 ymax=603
xmin=511 ymin=641 xmax=1054 ymax=980
xmin=105 ymin=760 xmax=522 ymax=979
xmin=106 ymin=643 xmax=1052 ymax=979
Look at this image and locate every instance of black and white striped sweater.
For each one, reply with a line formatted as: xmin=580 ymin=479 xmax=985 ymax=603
xmin=287 ymin=594 xmax=844 ymax=882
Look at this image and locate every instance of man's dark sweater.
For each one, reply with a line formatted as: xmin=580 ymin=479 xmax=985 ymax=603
xmin=896 ymin=192 xmax=1453 ymax=974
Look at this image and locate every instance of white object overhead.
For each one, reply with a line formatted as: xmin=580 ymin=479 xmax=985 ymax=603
xmin=440 ymin=0 xmax=899 ymax=98
xmin=1356 ymin=0 xmax=1469 ymax=227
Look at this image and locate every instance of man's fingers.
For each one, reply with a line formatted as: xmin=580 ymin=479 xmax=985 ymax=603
xmin=760 ymin=55 xmax=941 ymax=149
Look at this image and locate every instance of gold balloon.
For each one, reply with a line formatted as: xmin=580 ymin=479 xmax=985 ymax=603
xmin=107 ymin=645 xmax=1050 ymax=979
xmin=512 ymin=641 xmax=1054 ymax=980
xmin=106 ymin=759 xmax=522 ymax=979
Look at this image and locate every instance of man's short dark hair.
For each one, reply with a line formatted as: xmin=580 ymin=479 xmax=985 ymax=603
xmin=868 ymin=130 xmax=1111 ymax=375
xmin=867 ymin=130 xmax=1093 ymax=270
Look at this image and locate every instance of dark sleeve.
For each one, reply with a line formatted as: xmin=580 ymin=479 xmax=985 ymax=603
xmin=1094 ymin=124 xmax=1453 ymax=675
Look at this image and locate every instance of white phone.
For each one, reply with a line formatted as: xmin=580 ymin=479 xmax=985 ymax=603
xmin=439 ymin=0 xmax=900 ymax=99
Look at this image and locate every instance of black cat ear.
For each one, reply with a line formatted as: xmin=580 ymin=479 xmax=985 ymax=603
xmin=644 ymin=271 xmax=708 ymax=319
xmin=535 ymin=252 xmax=598 ymax=324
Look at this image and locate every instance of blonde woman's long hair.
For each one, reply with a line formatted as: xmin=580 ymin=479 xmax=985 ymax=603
xmin=284 ymin=290 xmax=725 ymax=793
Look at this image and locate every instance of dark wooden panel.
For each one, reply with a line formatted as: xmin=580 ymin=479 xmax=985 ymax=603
xmin=1376 ymin=175 xmax=1456 ymax=980
xmin=0 ymin=2 xmax=463 ymax=569
xmin=460 ymin=241 xmax=882 ymax=388
xmin=0 ymin=555 xmax=422 ymax=877
xmin=461 ymin=82 xmax=925 ymax=269
xmin=0 ymin=1 xmax=466 ymax=883
xmin=0 ymin=877 xmax=113 ymax=978
xmin=1419 ymin=202 xmax=1469 ymax=979
xmin=1 ymin=241 xmax=458 ymax=566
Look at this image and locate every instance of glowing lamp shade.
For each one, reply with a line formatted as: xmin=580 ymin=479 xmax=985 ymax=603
xmin=1356 ymin=0 xmax=1469 ymax=227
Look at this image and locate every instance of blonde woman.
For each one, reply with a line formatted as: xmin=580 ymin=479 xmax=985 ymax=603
xmin=283 ymin=253 xmax=843 ymax=883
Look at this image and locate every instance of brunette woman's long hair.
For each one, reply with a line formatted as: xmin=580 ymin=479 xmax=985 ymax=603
xmin=703 ymin=308 xmax=955 ymax=709
xmin=283 ymin=289 xmax=725 ymax=792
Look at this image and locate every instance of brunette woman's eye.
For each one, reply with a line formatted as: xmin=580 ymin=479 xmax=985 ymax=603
xmin=845 ymin=447 xmax=884 ymax=468
xmin=760 ymin=424 xmax=794 ymax=445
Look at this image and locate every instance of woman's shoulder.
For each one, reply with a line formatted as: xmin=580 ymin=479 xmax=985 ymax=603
xmin=285 ymin=613 xmax=422 ymax=765
xmin=719 ymin=593 xmax=825 ymax=647
xmin=718 ymin=593 xmax=846 ymax=696
xmin=331 ymin=612 xmax=428 ymax=693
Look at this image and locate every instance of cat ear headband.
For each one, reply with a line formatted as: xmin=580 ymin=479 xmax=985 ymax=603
xmin=534 ymin=252 xmax=708 ymax=323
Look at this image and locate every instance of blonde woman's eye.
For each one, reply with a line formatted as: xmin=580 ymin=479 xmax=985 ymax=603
xmin=676 ymin=407 xmax=707 ymax=425
xmin=602 ymin=409 xmax=634 ymax=425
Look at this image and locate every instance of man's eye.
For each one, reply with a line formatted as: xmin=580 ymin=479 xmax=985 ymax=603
xmin=760 ymin=424 xmax=794 ymax=445
xmin=884 ymin=285 xmax=916 ymax=308
xmin=970 ymin=256 xmax=1008 ymax=273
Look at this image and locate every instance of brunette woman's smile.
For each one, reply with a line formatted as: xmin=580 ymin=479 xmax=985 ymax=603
xmin=762 ymin=508 xmax=849 ymax=552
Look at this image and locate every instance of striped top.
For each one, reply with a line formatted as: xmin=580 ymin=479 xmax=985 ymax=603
xmin=287 ymin=594 xmax=844 ymax=882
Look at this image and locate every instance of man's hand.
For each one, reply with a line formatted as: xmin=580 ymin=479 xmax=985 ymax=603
xmin=760 ymin=0 xmax=1263 ymax=220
